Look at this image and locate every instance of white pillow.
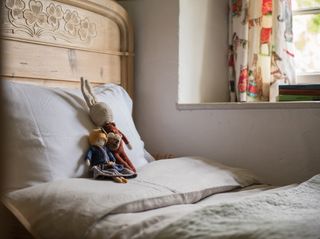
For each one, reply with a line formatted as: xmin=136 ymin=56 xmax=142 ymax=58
xmin=3 ymin=81 xmax=148 ymax=192
xmin=2 ymin=157 xmax=260 ymax=239
xmin=92 ymin=83 xmax=150 ymax=168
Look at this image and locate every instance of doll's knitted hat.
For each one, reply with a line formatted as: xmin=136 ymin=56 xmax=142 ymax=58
xmin=81 ymin=77 xmax=113 ymax=126
xmin=88 ymin=129 xmax=108 ymax=145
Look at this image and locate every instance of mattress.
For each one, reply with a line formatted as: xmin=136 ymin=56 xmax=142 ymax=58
xmin=3 ymin=157 xmax=320 ymax=239
xmin=3 ymin=156 xmax=260 ymax=239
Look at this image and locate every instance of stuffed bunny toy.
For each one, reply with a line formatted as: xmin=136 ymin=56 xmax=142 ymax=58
xmin=81 ymin=77 xmax=136 ymax=172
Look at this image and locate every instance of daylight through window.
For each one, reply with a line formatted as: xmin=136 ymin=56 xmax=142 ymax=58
xmin=293 ymin=0 xmax=320 ymax=83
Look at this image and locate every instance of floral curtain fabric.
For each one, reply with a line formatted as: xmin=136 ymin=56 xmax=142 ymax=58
xmin=228 ymin=0 xmax=296 ymax=102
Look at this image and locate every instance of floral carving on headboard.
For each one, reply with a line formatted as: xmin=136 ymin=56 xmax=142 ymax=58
xmin=4 ymin=0 xmax=97 ymax=43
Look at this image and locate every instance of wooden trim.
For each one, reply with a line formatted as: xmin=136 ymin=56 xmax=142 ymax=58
xmin=0 ymin=36 xmax=134 ymax=57
xmin=53 ymin=0 xmax=135 ymax=97
xmin=177 ymin=102 xmax=320 ymax=110
xmin=1 ymin=199 xmax=36 ymax=239
xmin=293 ymin=8 xmax=320 ymax=15
xmin=2 ymin=75 xmax=120 ymax=87
xmin=1 ymin=0 xmax=134 ymax=97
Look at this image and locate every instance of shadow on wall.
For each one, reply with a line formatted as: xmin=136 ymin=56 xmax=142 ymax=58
xmin=178 ymin=0 xmax=229 ymax=103
xmin=117 ymin=0 xmax=320 ymax=186
xmin=0 ymin=1 xmax=8 ymax=237
xmin=200 ymin=0 xmax=229 ymax=103
xmin=0 ymin=3 xmax=50 ymax=236
xmin=0 ymin=1 xmax=12 ymax=237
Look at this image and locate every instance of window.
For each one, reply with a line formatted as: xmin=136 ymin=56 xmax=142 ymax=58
xmin=293 ymin=0 xmax=320 ymax=83
xmin=177 ymin=0 xmax=320 ymax=108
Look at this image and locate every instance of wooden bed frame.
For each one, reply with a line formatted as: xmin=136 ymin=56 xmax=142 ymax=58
xmin=1 ymin=0 xmax=134 ymax=97
xmin=0 ymin=0 xmax=134 ymax=237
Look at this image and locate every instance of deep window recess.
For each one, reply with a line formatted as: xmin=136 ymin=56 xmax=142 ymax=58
xmin=177 ymin=0 xmax=320 ymax=108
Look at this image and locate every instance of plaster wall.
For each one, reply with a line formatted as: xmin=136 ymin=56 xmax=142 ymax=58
xmin=118 ymin=0 xmax=320 ymax=185
xmin=179 ymin=0 xmax=229 ymax=103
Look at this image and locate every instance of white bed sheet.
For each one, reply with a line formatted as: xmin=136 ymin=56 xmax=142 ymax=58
xmin=3 ymin=156 xmax=260 ymax=239
xmin=153 ymin=174 xmax=320 ymax=239
xmin=88 ymin=184 xmax=296 ymax=239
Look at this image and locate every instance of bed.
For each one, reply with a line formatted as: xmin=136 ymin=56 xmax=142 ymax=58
xmin=1 ymin=0 xmax=320 ymax=239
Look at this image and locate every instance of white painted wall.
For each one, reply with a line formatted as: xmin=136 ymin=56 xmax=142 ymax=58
xmin=179 ymin=0 xmax=229 ymax=103
xmin=118 ymin=0 xmax=320 ymax=185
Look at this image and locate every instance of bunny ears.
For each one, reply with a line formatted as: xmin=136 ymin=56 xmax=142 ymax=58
xmin=80 ymin=77 xmax=114 ymax=126
xmin=81 ymin=77 xmax=97 ymax=108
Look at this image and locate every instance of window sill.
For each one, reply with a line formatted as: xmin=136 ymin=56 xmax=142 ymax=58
xmin=296 ymin=73 xmax=320 ymax=84
xmin=177 ymin=101 xmax=320 ymax=110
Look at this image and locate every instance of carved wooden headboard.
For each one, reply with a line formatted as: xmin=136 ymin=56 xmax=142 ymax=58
xmin=0 ymin=0 xmax=134 ymax=97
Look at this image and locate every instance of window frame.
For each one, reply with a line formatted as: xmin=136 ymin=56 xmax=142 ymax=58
xmin=293 ymin=7 xmax=320 ymax=83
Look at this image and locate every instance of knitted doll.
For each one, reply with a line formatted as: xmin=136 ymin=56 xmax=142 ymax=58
xmin=80 ymin=77 xmax=136 ymax=172
xmin=85 ymin=129 xmax=136 ymax=183
xmin=106 ymin=131 xmax=136 ymax=173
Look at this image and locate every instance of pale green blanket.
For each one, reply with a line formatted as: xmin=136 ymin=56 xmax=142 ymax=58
xmin=155 ymin=174 xmax=320 ymax=239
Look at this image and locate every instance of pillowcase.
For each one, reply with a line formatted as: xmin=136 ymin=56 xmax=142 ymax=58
xmin=2 ymin=156 xmax=260 ymax=239
xmin=2 ymin=81 xmax=148 ymax=192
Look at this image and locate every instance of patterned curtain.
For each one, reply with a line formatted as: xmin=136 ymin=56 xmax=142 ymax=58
xmin=228 ymin=0 xmax=296 ymax=102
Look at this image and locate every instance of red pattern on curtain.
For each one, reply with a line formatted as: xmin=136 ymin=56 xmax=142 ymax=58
xmin=228 ymin=0 xmax=296 ymax=102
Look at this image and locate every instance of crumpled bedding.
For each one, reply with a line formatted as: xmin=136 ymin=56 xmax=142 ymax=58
xmin=2 ymin=157 xmax=259 ymax=239
xmin=154 ymin=174 xmax=320 ymax=239
xmin=87 ymin=184 xmax=290 ymax=239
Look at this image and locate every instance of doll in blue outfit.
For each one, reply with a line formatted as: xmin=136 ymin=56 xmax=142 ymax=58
xmin=85 ymin=129 xmax=136 ymax=183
